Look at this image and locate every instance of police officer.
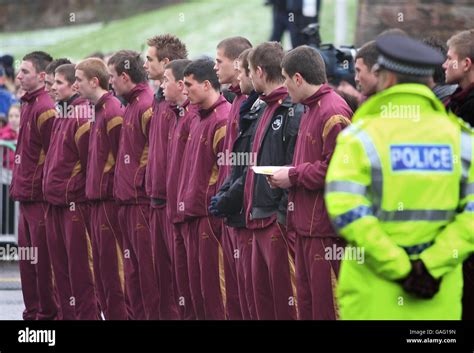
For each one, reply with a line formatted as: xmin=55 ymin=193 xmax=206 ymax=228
xmin=324 ymin=34 xmax=474 ymax=319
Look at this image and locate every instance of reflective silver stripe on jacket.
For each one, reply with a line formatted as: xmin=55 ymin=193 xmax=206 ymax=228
xmin=461 ymin=131 xmax=473 ymax=199
xmin=353 ymin=130 xmax=383 ymax=213
xmin=325 ymin=181 xmax=367 ymax=196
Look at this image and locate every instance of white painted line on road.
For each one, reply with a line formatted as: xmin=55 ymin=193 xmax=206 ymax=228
xmin=0 ymin=278 xmax=21 ymax=282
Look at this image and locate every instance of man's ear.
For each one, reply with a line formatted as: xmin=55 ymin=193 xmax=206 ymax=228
xmin=382 ymin=70 xmax=397 ymax=90
xmin=256 ymin=66 xmax=264 ymax=79
xmin=121 ymin=71 xmax=130 ymax=83
xmin=92 ymin=77 xmax=99 ymax=88
xmin=464 ymin=57 xmax=473 ymax=72
xmin=38 ymin=71 xmax=46 ymax=82
xmin=294 ymin=72 xmax=304 ymax=86
xmin=162 ymin=57 xmax=170 ymax=66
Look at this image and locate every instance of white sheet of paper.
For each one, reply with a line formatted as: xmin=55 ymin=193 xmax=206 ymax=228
xmin=251 ymin=166 xmax=282 ymax=175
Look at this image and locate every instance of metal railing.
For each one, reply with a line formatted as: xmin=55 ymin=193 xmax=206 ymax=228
xmin=0 ymin=139 xmax=18 ymax=244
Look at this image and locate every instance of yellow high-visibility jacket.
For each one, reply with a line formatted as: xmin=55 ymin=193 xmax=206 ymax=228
xmin=325 ymin=83 xmax=474 ymax=319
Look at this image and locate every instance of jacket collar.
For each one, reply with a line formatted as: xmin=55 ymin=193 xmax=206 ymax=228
xmin=450 ymin=82 xmax=474 ymax=105
xmin=155 ymin=87 xmax=165 ymax=102
xmin=172 ymin=98 xmax=191 ymax=116
xmin=122 ymin=82 xmax=149 ymax=104
xmin=95 ymin=91 xmax=112 ymax=111
xmin=228 ymin=84 xmax=242 ymax=96
xmin=301 ymin=83 xmax=332 ymax=107
xmin=199 ymin=95 xmax=227 ymax=119
xmin=259 ymin=86 xmax=287 ymax=105
xmin=240 ymin=90 xmax=259 ymax=116
xmin=21 ymin=86 xmax=46 ymax=103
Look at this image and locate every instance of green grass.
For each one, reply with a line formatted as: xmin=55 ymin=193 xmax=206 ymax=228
xmin=0 ymin=0 xmax=357 ymax=62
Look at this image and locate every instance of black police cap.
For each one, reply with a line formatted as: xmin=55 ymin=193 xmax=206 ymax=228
xmin=375 ymin=34 xmax=445 ymax=76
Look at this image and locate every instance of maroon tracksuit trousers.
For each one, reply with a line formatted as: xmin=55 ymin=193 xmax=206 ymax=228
xmin=172 ymin=222 xmax=196 ymax=320
xmin=18 ymin=202 xmax=58 ymax=320
xmin=89 ymin=201 xmax=127 ymax=320
xmin=150 ymin=205 xmax=179 ymax=320
xmin=182 ymin=216 xmax=226 ymax=320
xmin=295 ymin=236 xmax=343 ymax=320
xmin=251 ymin=221 xmax=297 ymax=320
xmin=118 ymin=204 xmax=160 ymax=320
xmin=233 ymin=227 xmax=256 ymax=320
xmin=45 ymin=203 xmax=99 ymax=320
xmin=221 ymin=223 xmax=242 ymax=319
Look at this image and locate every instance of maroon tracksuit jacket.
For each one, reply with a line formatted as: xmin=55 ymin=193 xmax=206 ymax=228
xmin=114 ymin=82 xmax=153 ymax=205
xmin=85 ymin=92 xmax=127 ymax=320
xmin=113 ymin=82 xmax=159 ymax=319
xmin=145 ymin=89 xmax=174 ymax=201
xmin=176 ymin=95 xmax=230 ymax=319
xmin=166 ymin=99 xmax=199 ymax=320
xmin=10 ymin=87 xmax=57 ymax=320
xmin=146 ymin=91 xmax=180 ymax=320
xmin=43 ymin=95 xmax=98 ymax=320
xmin=287 ymin=84 xmax=352 ymax=320
xmin=11 ymin=87 xmax=56 ymax=202
xmin=166 ymin=99 xmax=199 ymax=224
xmin=43 ymin=95 xmax=92 ymax=205
xmin=177 ymin=94 xmax=230 ymax=219
xmin=85 ymin=92 xmax=123 ymax=201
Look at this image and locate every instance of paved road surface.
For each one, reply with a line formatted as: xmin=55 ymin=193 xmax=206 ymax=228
xmin=0 ymin=259 xmax=23 ymax=320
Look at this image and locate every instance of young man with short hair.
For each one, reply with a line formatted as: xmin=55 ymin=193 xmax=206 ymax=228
xmin=270 ymin=45 xmax=353 ymax=320
xmin=209 ymin=48 xmax=263 ymax=319
xmin=45 ymin=58 xmax=71 ymax=100
xmin=109 ymin=50 xmax=159 ymax=320
xmin=213 ymin=36 xmax=252 ymax=319
xmin=11 ymin=51 xmax=58 ymax=320
xmin=176 ymin=58 xmax=231 ymax=319
xmin=43 ymin=63 xmax=98 ymax=320
xmin=75 ymin=58 xmax=128 ymax=320
xmin=444 ymin=29 xmax=474 ymax=126
xmin=354 ymin=41 xmax=379 ymax=99
xmin=143 ymin=34 xmax=188 ymax=320
xmin=421 ymin=36 xmax=457 ymax=104
xmin=243 ymin=42 xmax=302 ymax=320
xmin=443 ymin=29 xmax=474 ymax=320
xmin=162 ymin=58 xmax=199 ymax=320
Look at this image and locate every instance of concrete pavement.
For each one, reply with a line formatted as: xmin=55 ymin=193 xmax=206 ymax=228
xmin=0 ymin=259 xmax=23 ymax=320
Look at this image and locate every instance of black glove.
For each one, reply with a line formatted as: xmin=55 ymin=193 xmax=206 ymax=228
xmin=208 ymin=195 xmax=226 ymax=218
xmin=399 ymin=260 xmax=441 ymax=299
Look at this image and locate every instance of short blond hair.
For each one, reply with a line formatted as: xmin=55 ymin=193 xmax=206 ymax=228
xmin=447 ymin=29 xmax=474 ymax=61
xmin=75 ymin=58 xmax=109 ymax=90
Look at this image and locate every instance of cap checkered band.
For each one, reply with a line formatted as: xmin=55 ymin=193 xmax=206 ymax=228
xmin=378 ymin=55 xmax=434 ymax=76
